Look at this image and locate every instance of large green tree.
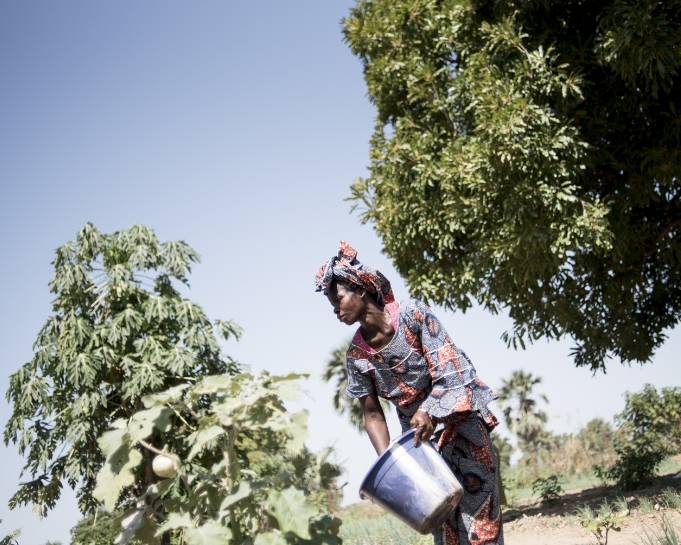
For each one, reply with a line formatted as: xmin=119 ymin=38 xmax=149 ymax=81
xmin=4 ymin=223 xmax=241 ymax=516
xmin=344 ymin=0 xmax=681 ymax=371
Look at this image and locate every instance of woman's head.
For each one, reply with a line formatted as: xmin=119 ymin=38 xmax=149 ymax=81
xmin=315 ymin=241 xmax=394 ymax=305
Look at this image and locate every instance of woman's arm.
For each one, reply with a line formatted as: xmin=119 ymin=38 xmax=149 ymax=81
xmin=360 ymin=391 xmax=390 ymax=455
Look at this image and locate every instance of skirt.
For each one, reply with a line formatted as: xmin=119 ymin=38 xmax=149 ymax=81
xmin=432 ymin=412 xmax=504 ymax=545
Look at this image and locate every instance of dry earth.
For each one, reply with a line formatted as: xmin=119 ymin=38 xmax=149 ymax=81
xmin=504 ymin=507 xmax=680 ymax=545
xmin=503 ymin=472 xmax=681 ymax=545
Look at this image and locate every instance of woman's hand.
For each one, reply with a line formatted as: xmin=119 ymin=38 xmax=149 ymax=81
xmin=410 ymin=410 xmax=435 ymax=446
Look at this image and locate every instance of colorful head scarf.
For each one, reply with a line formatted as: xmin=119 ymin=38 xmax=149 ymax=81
xmin=315 ymin=241 xmax=394 ymax=305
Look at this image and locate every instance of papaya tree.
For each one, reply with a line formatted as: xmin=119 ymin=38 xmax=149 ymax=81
xmin=92 ymin=371 xmax=343 ymax=545
xmin=4 ymin=223 xmax=242 ymax=516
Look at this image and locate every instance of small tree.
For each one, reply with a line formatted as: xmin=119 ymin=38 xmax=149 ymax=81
xmin=608 ymin=384 xmax=681 ymax=489
xmin=497 ymin=370 xmax=548 ymax=476
xmin=4 ymin=223 xmax=242 ymax=516
xmin=92 ymin=371 xmax=343 ymax=545
xmin=70 ymin=510 xmax=120 ymax=545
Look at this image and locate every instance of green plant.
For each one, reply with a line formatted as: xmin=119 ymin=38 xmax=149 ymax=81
xmin=639 ymin=514 xmax=680 ymax=545
xmin=532 ymin=475 xmax=563 ymax=506
xmin=0 ymin=520 xmax=20 ymax=545
xmin=607 ymin=385 xmax=681 ymax=490
xmin=497 ymin=370 xmax=548 ymax=476
xmin=70 ymin=510 xmax=121 ymax=545
xmin=640 ymin=496 xmax=657 ymax=515
xmin=344 ymin=0 xmax=681 ymax=372
xmin=4 ymin=223 xmax=242 ymax=516
xmin=613 ymin=496 xmax=630 ymax=514
xmin=576 ymin=501 xmax=626 ymax=545
xmin=339 ymin=514 xmax=424 ymax=545
xmin=92 ymin=371 xmax=342 ymax=544
xmin=663 ymin=488 xmax=681 ymax=510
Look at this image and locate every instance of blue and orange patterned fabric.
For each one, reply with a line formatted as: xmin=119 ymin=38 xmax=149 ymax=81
xmin=315 ymin=241 xmax=395 ymax=305
xmin=345 ymin=299 xmax=504 ymax=545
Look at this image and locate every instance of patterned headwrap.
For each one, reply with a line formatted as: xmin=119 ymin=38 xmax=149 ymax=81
xmin=315 ymin=241 xmax=394 ymax=305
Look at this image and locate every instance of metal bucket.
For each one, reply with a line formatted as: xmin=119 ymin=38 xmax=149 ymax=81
xmin=359 ymin=429 xmax=464 ymax=534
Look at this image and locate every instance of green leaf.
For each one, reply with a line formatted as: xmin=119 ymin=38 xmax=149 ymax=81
xmin=254 ymin=532 xmax=293 ymax=545
xmin=219 ymin=481 xmax=254 ymax=511
xmin=142 ymin=384 xmax=190 ymax=407
xmin=188 ymin=425 xmax=225 ymax=460
xmin=98 ymin=428 xmax=128 ymax=457
xmin=286 ymin=411 xmax=309 ymax=452
xmin=267 ymin=488 xmax=317 ymax=539
xmin=193 ymin=375 xmax=234 ymax=394
xmin=113 ymin=508 xmax=144 ymax=545
xmin=93 ymin=445 xmax=143 ymax=511
xmin=156 ymin=512 xmax=192 ymax=535
xmin=184 ymin=522 xmax=232 ymax=545
xmin=128 ymin=406 xmax=173 ymax=442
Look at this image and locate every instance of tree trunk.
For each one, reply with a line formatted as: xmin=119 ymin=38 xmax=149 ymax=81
xmin=528 ymin=445 xmax=539 ymax=478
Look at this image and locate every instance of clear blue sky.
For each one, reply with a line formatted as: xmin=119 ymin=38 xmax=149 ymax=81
xmin=1 ymin=2 xmax=679 ymax=543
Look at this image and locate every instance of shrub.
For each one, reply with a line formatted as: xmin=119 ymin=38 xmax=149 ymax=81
xmin=607 ymin=385 xmax=681 ymax=490
xmin=532 ymin=475 xmax=563 ymax=506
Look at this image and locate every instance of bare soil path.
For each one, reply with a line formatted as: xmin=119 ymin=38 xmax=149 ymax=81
xmin=503 ymin=472 xmax=681 ymax=545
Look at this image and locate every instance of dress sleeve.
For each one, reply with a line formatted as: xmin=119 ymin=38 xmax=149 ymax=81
xmin=345 ymin=352 xmax=375 ymax=399
xmin=408 ymin=300 xmax=496 ymax=421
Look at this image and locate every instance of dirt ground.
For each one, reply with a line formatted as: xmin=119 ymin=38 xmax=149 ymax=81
xmin=503 ymin=472 xmax=681 ymax=545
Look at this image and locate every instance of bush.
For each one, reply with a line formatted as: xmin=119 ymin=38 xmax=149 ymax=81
xmin=70 ymin=510 xmax=120 ymax=545
xmin=532 ymin=475 xmax=563 ymax=506
xmin=607 ymin=385 xmax=681 ymax=490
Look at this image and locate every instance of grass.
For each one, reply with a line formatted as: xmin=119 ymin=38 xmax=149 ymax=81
xmin=505 ymin=456 xmax=681 ymax=506
xmin=638 ymin=514 xmax=680 ymax=545
xmin=338 ymin=514 xmax=430 ymax=545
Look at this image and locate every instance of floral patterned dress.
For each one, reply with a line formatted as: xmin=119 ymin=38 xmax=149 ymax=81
xmin=346 ymin=299 xmax=504 ymax=545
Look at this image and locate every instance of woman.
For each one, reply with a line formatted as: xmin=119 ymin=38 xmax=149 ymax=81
xmin=315 ymin=242 xmax=503 ymax=545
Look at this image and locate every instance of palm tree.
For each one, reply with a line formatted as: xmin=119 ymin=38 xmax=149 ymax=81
xmin=322 ymin=338 xmax=390 ymax=432
xmin=497 ymin=370 xmax=548 ymax=476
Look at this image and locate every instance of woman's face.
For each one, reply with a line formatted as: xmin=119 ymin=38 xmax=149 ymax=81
xmin=326 ymin=281 xmax=368 ymax=325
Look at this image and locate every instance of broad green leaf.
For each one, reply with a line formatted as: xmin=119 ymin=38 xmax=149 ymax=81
xmin=155 ymin=511 xmax=192 ymax=535
xmin=219 ymin=481 xmax=253 ymax=511
xmin=184 ymin=522 xmax=232 ymax=545
xmin=254 ymin=532 xmax=292 ymax=545
xmin=113 ymin=508 xmax=144 ymax=545
xmin=93 ymin=446 xmax=143 ymax=511
xmin=128 ymin=406 xmax=173 ymax=442
xmin=286 ymin=411 xmax=309 ymax=452
xmin=193 ymin=375 xmax=234 ymax=394
xmin=188 ymin=425 xmax=225 ymax=460
xmin=98 ymin=428 xmax=128 ymax=457
xmin=267 ymin=488 xmax=317 ymax=539
xmin=142 ymin=383 xmax=189 ymax=407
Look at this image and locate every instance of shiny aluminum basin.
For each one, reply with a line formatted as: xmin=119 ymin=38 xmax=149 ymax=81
xmin=359 ymin=429 xmax=464 ymax=534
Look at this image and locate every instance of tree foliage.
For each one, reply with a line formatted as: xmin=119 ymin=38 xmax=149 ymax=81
xmin=70 ymin=510 xmax=121 ymax=545
xmin=91 ymin=371 xmax=343 ymax=545
xmin=497 ymin=370 xmax=548 ymax=445
xmin=0 ymin=521 xmax=20 ymax=545
xmin=343 ymin=0 xmax=681 ymax=371
xmin=4 ymin=223 xmax=242 ymax=516
xmin=607 ymin=383 xmax=681 ymax=489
